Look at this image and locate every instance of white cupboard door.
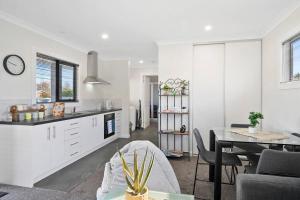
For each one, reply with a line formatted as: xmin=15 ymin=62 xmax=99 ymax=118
xmin=115 ymin=111 xmax=121 ymax=135
xmin=193 ymin=44 xmax=225 ymax=151
xmin=51 ymin=121 xmax=65 ymax=168
xmin=32 ymin=124 xmax=52 ymax=178
xmin=225 ymin=41 xmax=262 ymax=126
xmin=95 ymin=114 xmax=104 ymax=146
xmin=81 ymin=116 xmax=95 ymax=153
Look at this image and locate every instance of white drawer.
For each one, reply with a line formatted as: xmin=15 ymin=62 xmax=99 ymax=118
xmin=64 ymin=127 xmax=81 ymax=141
xmin=65 ymin=138 xmax=81 ymax=159
xmin=64 ymin=119 xmax=81 ymax=130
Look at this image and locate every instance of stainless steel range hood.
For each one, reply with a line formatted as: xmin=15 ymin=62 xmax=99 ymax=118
xmin=83 ymin=51 xmax=110 ymax=84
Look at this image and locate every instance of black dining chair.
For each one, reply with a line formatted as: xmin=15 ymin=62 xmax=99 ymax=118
xmin=230 ymin=124 xmax=266 ymax=168
xmin=193 ymin=128 xmax=242 ymax=195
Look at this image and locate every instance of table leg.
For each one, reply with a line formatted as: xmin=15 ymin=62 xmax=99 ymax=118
xmin=209 ymin=130 xmax=215 ymax=181
xmin=214 ymin=141 xmax=222 ymax=200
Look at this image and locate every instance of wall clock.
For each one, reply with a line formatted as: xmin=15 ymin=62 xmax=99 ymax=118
xmin=3 ymin=54 xmax=26 ymax=75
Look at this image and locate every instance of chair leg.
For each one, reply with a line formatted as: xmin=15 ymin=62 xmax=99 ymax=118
xmin=224 ymin=165 xmax=232 ymax=184
xmin=193 ymin=154 xmax=200 ymax=195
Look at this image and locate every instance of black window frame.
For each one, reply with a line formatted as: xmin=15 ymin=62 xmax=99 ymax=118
xmin=290 ymin=36 xmax=300 ymax=81
xmin=36 ymin=53 xmax=79 ymax=103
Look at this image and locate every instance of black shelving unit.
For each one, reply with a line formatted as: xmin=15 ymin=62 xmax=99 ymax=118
xmin=158 ymin=78 xmax=190 ymax=158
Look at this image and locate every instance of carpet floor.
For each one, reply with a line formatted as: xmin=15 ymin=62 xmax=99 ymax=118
xmin=1 ymin=122 xmax=237 ymax=200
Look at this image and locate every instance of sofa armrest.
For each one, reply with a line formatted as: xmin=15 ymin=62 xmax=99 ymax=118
xmin=237 ymin=174 xmax=300 ymax=200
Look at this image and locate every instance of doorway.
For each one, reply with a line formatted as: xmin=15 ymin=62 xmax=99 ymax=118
xmin=141 ymin=75 xmax=158 ymax=129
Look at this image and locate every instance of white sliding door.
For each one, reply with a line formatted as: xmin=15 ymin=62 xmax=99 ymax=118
xmin=225 ymin=41 xmax=262 ymax=126
xmin=192 ymin=44 xmax=225 ymax=150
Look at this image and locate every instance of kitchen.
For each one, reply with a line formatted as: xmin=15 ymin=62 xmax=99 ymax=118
xmin=0 ymin=17 xmax=130 ymax=188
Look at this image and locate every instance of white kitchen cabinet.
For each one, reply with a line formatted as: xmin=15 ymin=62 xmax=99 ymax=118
xmin=32 ymin=121 xmax=65 ymax=179
xmin=81 ymin=114 xmax=104 ymax=153
xmin=94 ymin=114 xmax=104 ymax=146
xmin=51 ymin=121 xmax=65 ymax=168
xmin=32 ymin=124 xmax=52 ymax=178
xmin=115 ymin=111 xmax=122 ymax=135
xmin=0 ymin=110 xmax=121 ymax=187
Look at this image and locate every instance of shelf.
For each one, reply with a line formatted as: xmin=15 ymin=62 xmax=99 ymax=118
xmin=159 ymin=94 xmax=189 ymax=96
xmin=159 ymin=112 xmax=189 ymax=114
xmin=162 ymin=149 xmax=184 ymax=158
xmin=160 ymin=130 xmax=189 ymax=135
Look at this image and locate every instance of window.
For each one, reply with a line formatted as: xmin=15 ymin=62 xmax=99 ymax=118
xmin=291 ymin=38 xmax=300 ymax=81
xmin=282 ymin=33 xmax=300 ymax=83
xmin=36 ymin=53 xmax=78 ymax=103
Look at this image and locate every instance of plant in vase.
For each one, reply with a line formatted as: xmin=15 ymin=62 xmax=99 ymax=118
xmin=161 ymin=84 xmax=172 ymax=95
xmin=119 ymin=149 xmax=154 ymax=200
xmin=180 ymin=80 xmax=188 ymax=95
xmin=248 ymin=112 xmax=264 ymax=134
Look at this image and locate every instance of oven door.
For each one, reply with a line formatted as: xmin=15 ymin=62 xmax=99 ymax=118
xmin=104 ymin=113 xmax=115 ymax=139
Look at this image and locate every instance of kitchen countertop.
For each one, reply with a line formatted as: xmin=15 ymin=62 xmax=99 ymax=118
xmin=0 ymin=108 xmax=122 ymax=126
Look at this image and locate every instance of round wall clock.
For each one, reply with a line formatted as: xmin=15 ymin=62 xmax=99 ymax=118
xmin=3 ymin=54 xmax=26 ymax=75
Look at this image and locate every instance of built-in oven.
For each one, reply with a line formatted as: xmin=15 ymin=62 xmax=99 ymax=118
xmin=104 ymin=113 xmax=115 ymax=139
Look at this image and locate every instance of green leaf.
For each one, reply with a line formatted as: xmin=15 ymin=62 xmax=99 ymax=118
xmin=119 ymin=152 xmax=133 ymax=178
xmin=138 ymin=148 xmax=148 ymax=183
xmin=133 ymin=150 xmax=139 ymax=192
xmin=125 ymin=175 xmax=135 ymax=191
xmin=139 ymin=153 xmax=154 ymax=193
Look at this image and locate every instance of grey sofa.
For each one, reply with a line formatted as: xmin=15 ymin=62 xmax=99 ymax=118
xmin=237 ymin=149 xmax=300 ymax=200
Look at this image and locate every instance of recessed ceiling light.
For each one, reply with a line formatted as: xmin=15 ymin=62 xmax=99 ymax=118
xmin=204 ymin=25 xmax=212 ymax=31
xmin=139 ymin=60 xmax=144 ymax=64
xmin=101 ymin=33 xmax=109 ymax=40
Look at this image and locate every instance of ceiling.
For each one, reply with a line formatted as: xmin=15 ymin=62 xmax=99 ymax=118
xmin=0 ymin=0 xmax=299 ymax=67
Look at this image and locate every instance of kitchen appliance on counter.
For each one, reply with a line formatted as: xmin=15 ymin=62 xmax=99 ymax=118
xmin=104 ymin=113 xmax=115 ymax=139
xmin=105 ymin=100 xmax=112 ymax=110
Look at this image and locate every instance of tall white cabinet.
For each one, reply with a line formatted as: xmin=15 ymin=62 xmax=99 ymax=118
xmin=225 ymin=41 xmax=262 ymax=126
xmin=191 ymin=40 xmax=261 ymax=149
xmin=192 ymin=44 xmax=225 ymax=150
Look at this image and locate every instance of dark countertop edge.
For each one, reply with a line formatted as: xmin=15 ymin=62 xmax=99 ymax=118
xmin=0 ymin=108 xmax=122 ymax=126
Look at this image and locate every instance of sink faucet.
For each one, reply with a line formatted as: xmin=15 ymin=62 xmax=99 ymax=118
xmin=73 ymin=107 xmax=76 ymax=113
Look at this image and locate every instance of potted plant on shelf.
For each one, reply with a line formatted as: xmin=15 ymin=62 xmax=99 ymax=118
xmin=180 ymin=80 xmax=188 ymax=95
xmin=161 ymin=83 xmax=172 ymax=95
xmin=119 ymin=149 xmax=154 ymax=200
xmin=248 ymin=112 xmax=264 ymax=134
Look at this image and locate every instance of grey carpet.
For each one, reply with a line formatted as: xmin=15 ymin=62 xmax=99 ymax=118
xmin=1 ymin=122 xmax=236 ymax=200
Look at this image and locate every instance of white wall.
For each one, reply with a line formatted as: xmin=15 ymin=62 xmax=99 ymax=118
xmin=0 ymin=18 xmax=130 ymax=138
xmin=101 ymin=60 xmax=130 ymax=138
xmin=129 ymin=67 xmax=158 ymax=107
xmin=262 ymin=6 xmax=300 ymax=132
xmin=0 ymin=18 xmax=101 ymax=102
xmin=158 ymin=41 xmax=262 ymax=152
xmin=158 ymin=44 xmax=193 ymax=153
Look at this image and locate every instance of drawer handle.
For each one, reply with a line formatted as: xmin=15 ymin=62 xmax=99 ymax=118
xmin=70 ymin=122 xmax=79 ymax=126
xmin=70 ymin=142 xmax=79 ymax=146
xmin=70 ymin=152 xmax=79 ymax=156
xmin=70 ymin=132 xmax=79 ymax=136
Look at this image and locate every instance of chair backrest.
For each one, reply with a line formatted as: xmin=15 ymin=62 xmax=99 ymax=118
xmin=193 ymin=128 xmax=207 ymax=154
xmin=231 ymin=124 xmax=251 ymax=128
xmin=257 ymin=149 xmax=300 ymax=178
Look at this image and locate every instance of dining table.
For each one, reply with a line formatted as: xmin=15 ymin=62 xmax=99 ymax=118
xmin=209 ymin=127 xmax=300 ymax=200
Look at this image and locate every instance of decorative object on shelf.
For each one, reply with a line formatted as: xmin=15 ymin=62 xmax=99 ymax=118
xmin=3 ymin=54 xmax=26 ymax=75
xmin=119 ymin=149 xmax=154 ymax=200
xmin=180 ymin=125 xmax=186 ymax=133
xmin=248 ymin=112 xmax=264 ymax=134
xmin=25 ymin=112 xmax=32 ymax=121
xmin=180 ymin=80 xmax=188 ymax=95
xmin=161 ymin=83 xmax=173 ymax=95
xmin=10 ymin=105 xmax=18 ymax=122
xmin=158 ymin=78 xmax=190 ymax=159
xmin=52 ymin=102 xmax=65 ymax=117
